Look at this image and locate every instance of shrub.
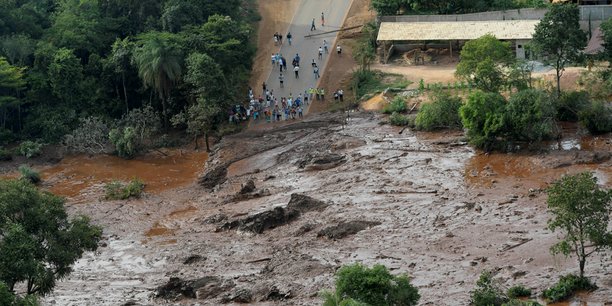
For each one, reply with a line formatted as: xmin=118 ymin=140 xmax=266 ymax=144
xmin=0 ymin=128 xmax=16 ymax=146
xmin=542 ymin=274 xmax=597 ymax=303
xmin=18 ymin=140 xmax=43 ymax=158
xmin=18 ymin=165 xmax=41 ymax=184
xmin=331 ymin=263 xmax=420 ymax=306
xmin=64 ymin=116 xmax=111 ymax=154
xmin=579 ymin=100 xmax=612 ymax=134
xmin=502 ymin=300 xmax=542 ymax=306
xmin=0 ymin=148 xmax=12 ymax=161
xmin=460 ymin=91 xmax=507 ymax=151
xmin=470 ymin=271 xmax=508 ymax=306
xmin=505 ymin=89 xmax=556 ymax=142
xmin=389 ymin=112 xmax=410 ymax=126
xmin=507 ymin=285 xmax=531 ymax=298
xmin=382 ymin=96 xmax=408 ymax=114
xmin=415 ymin=91 xmax=462 ymax=131
xmin=555 ymin=91 xmax=589 ymax=122
xmin=109 ymin=127 xmax=138 ymax=159
xmin=120 ymin=105 xmax=161 ymax=144
xmin=104 ymin=178 xmax=144 ymax=200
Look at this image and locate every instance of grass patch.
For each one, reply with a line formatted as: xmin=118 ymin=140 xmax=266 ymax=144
xmin=104 ymin=178 xmax=145 ymax=200
xmin=19 ymin=165 xmax=41 ymax=185
xmin=507 ymin=285 xmax=532 ymax=299
xmin=542 ymin=274 xmax=597 ymax=303
xmin=382 ymin=96 xmax=408 ymax=114
xmin=389 ymin=112 xmax=410 ymax=126
xmin=351 ymin=70 xmax=411 ymax=100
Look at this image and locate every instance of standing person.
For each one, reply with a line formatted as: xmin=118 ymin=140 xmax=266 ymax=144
xmin=279 ymin=33 xmax=283 ymax=45
xmin=298 ymin=106 xmax=303 ymax=118
xmin=336 ymin=45 xmax=342 ymax=56
xmin=271 ymin=53 xmax=276 ymax=65
xmin=320 ymin=88 xmax=325 ymax=100
xmin=310 ymin=18 xmax=316 ymax=31
xmin=279 ymin=73 xmax=284 ymax=88
xmin=287 ymin=32 xmax=292 ymax=45
xmin=321 ymin=12 xmax=325 ymax=26
xmin=338 ymin=89 xmax=344 ymax=101
xmin=318 ymin=46 xmax=323 ymax=60
xmin=311 ymin=59 xmax=317 ymax=67
xmin=323 ymin=40 xmax=329 ymax=53
xmin=274 ymin=32 xmax=279 ymax=45
xmin=262 ymin=82 xmax=267 ymax=94
xmin=281 ymin=57 xmax=287 ymax=72
xmin=294 ymin=65 xmax=299 ymax=79
xmin=313 ymin=65 xmax=320 ymax=80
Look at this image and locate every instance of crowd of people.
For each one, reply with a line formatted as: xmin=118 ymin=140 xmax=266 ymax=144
xmin=228 ymin=13 xmax=345 ymax=125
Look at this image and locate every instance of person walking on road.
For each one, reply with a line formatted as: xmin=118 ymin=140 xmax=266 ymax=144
xmin=321 ymin=12 xmax=325 ymax=27
xmin=311 ymin=18 xmax=316 ymax=31
xmin=294 ymin=65 xmax=300 ymax=79
xmin=287 ymin=32 xmax=292 ymax=45
xmin=323 ymin=40 xmax=329 ymax=53
xmin=313 ymin=65 xmax=320 ymax=80
xmin=279 ymin=73 xmax=284 ymax=88
xmin=318 ymin=46 xmax=323 ymax=60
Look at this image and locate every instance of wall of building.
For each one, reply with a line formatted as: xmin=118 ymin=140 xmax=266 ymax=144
xmin=379 ymin=5 xmax=612 ymax=23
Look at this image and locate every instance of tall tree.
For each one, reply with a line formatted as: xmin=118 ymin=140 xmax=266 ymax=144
xmin=47 ymin=48 xmax=84 ymax=107
xmin=108 ymin=37 xmax=134 ymax=112
xmin=601 ymin=17 xmax=612 ymax=64
xmin=456 ymin=34 xmax=514 ymax=92
xmin=0 ymin=179 xmax=102 ymax=295
xmin=0 ymin=57 xmax=26 ymax=131
xmin=531 ymin=4 xmax=587 ymax=97
xmin=132 ymin=31 xmax=183 ymax=128
xmin=547 ymin=172 xmax=611 ymax=278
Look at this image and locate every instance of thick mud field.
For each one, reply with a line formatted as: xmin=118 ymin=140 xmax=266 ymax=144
xmin=42 ymin=111 xmax=611 ymax=305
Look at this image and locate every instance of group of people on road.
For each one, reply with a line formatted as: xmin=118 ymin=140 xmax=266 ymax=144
xmin=246 ymin=12 xmax=343 ymax=125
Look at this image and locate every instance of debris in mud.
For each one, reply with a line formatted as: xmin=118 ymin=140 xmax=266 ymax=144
xmin=221 ymin=206 xmax=300 ymax=234
xmin=183 ymin=255 xmax=206 ymax=265
xmin=228 ymin=179 xmax=271 ymax=203
xmin=294 ymin=223 xmax=318 ymax=236
xmin=544 ymin=150 xmax=611 ymax=169
xmin=239 ymin=179 xmax=256 ymax=194
xmin=155 ymin=276 xmax=234 ymax=300
xmin=250 ymin=283 xmax=294 ymax=301
xmin=203 ymin=213 xmax=228 ymax=224
xmin=317 ymin=220 xmax=382 ymax=239
xmin=286 ymin=193 xmax=328 ymax=213
xmin=296 ymin=153 xmax=346 ymax=171
xmin=221 ymin=194 xmax=328 ymax=234
xmin=198 ymin=164 xmax=228 ymax=189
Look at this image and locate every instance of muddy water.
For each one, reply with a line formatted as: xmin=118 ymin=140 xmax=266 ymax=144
xmin=40 ymin=149 xmax=208 ymax=199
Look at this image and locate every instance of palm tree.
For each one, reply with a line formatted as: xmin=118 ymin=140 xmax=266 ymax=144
xmin=132 ymin=32 xmax=182 ymax=128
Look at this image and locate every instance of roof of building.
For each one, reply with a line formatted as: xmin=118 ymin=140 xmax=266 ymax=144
xmin=377 ymin=20 xmax=540 ymax=41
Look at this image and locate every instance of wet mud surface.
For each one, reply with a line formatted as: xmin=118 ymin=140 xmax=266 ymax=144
xmin=43 ymin=111 xmax=611 ymax=305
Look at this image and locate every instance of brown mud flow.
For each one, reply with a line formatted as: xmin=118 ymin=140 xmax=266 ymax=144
xmin=40 ymin=149 xmax=208 ymax=199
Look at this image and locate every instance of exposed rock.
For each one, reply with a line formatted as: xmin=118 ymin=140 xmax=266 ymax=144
xmin=297 ymin=153 xmax=346 ymax=171
xmin=286 ymin=193 xmax=328 ymax=213
xmin=155 ymin=276 xmax=233 ymax=300
xmin=222 ymin=288 xmax=253 ymax=303
xmin=198 ymin=164 xmax=228 ymax=189
xmin=193 ymin=276 xmax=235 ymax=300
xmin=221 ymin=207 xmax=300 ymax=234
xmin=294 ymin=223 xmax=318 ymax=236
xmin=317 ymin=221 xmax=381 ymax=239
xmin=183 ymin=255 xmax=205 ymax=265
xmin=239 ymin=180 xmax=256 ymax=194
xmin=155 ymin=277 xmax=196 ymax=300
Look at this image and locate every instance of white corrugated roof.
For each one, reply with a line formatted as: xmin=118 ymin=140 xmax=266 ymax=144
xmin=377 ymin=20 xmax=539 ymax=41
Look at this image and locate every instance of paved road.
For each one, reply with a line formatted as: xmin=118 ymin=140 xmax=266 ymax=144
xmin=259 ymin=0 xmax=354 ymax=116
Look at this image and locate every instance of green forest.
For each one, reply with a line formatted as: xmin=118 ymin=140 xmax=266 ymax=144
xmin=0 ymin=0 xmax=257 ymax=154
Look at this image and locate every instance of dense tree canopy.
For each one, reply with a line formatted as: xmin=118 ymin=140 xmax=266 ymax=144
xmin=371 ymin=0 xmax=548 ymax=15
xmin=456 ymin=34 xmax=514 ymax=92
xmin=0 ymin=0 xmax=256 ymax=146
